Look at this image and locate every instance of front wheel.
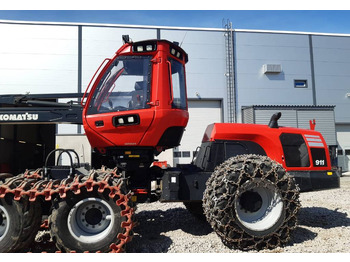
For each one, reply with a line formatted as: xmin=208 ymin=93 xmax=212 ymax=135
xmin=203 ymin=154 xmax=300 ymax=250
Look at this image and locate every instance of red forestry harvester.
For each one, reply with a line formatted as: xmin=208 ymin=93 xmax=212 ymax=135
xmin=0 ymin=36 xmax=339 ymax=252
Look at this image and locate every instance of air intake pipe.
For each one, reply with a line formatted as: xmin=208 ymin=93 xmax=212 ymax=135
xmin=268 ymin=112 xmax=281 ymax=128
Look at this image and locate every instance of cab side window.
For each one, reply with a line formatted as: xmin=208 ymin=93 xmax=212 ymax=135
xmin=168 ymin=58 xmax=187 ymax=110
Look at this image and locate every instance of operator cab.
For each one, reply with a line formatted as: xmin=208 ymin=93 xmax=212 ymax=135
xmin=82 ymin=36 xmax=189 ymax=160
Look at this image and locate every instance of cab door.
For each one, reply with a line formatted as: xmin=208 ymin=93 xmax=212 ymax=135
xmin=83 ymin=55 xmax=155 ymax=149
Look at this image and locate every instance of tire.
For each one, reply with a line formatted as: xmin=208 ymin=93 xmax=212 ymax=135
xmin=0 ymin=175 xmax=42 ymax=252
xmin=203 ymin=154 xmax=300 ymax=250
xmin=0 ymin=195 xmax=27 ymax=252
xmin=183 ymin=201 xmax=206 ymax=221
xmin=49 ymin=189 xmax=126 ymax=253
xmin=15 ymin=200 xmax=42 ymax=252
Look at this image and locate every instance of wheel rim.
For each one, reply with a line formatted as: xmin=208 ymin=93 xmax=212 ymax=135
xmin=67 ymin=197 xmax=115 ymax=244
xmin=235 ymin=179 xmax=283 ymax=233
xmin=0 ymin=204 xmax=10 ymax=241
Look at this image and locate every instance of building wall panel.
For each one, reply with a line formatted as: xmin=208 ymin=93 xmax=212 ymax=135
xmin=0 ymin=23 xmax=78 ymax=94
xmin=235 ymin=32 xmax=314 ymax=123
xmin=312 ymin=35 xmax=350 ymax=122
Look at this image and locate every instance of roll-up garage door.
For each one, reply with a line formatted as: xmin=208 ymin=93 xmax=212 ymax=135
xmin=174 ymin=100 xmax=222 ymax=165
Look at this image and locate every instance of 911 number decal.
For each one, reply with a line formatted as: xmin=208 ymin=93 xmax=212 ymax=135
xmin=315 ymin=160 xmax=325 ymax=166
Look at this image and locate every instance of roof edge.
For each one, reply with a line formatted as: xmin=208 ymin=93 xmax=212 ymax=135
xmin=0 ymin=19 xmax=225 ymax=32
xmin=242 ymin=105 xmax=336 ymax=109
xmin=234 ymin=28 xmax=350 ymax=38
xmin=1 ymin=19 xmax=350 ymax=37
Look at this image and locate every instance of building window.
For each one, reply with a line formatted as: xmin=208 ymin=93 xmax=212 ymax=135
xmin=182 ymin=151 xmax=191 ymax=158
xmin=173 ymin=151 xmax=181 ymax=158
xmin=174 ymin=151 xmax=191 ymax=158
xmin=294 ymin=79 xmax=308 ymax=88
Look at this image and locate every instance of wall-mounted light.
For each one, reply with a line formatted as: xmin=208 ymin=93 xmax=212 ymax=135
xmin=346 ymin=93 xmax=350 ymax=97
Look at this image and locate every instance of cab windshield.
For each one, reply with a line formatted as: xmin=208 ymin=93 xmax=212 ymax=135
xmin=87 ymin=56 xmax=152 ymax=115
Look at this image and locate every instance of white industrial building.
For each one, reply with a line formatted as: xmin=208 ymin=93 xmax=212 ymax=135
xmin=1 ymin=19 xmax=350 ymax=172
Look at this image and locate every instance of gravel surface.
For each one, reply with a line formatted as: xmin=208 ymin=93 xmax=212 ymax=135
xmin=32 ymin=174 xmax=350 ymax=253
xmin=126 ymin=174 xmax=350 ymax=253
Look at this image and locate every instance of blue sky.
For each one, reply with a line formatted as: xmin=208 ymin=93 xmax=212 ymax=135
xmin=1 ymin=8 xmax=350 ymax=34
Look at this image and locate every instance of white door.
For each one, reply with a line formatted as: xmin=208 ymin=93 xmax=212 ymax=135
xmin=337 ymin=148 xmax=345 ymax=171
xmin=334 ymin=125 xmax=350 ymax=172
xmin=344 ymin=148 xmax=350 ymax=172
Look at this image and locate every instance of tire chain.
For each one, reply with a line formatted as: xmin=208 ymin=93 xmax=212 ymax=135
xmin=0 ymin=167 xmax=135 ymax=253
xmin=203 ymin=154 xmax=301 ymax=251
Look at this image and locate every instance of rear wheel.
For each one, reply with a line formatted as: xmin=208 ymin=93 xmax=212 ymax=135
xmin=0 ymin=174 xmax=42 ymax=253
xmin=49 ymin=189 xmax=125 ymax=253
xmin=203 ymin=154 xmax=300 ymax=250
xmin=16 ymin=200 xmax=42 ymax=252
xmin=68 ymin=197 xmax=119 ymax=244
xmin=0 ymin=196 xmax=26 ymax=252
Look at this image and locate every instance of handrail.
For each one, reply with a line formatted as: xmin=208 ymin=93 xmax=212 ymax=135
xmin=167 ymin=61 xmax=174 ymax=106
xmin=44 ymin=149 xmax=80 ymax=177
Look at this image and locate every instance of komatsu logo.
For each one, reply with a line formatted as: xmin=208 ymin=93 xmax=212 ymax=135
xmin=0 ymin=113 xmax=39 ymax=121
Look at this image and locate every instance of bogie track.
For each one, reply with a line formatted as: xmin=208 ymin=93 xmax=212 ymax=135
xmin=0 ymin=168 xmax=135 ymax=253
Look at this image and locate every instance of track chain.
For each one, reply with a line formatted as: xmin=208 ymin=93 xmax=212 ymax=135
xmin=0 ymin=167 xmax=135 ymax=253
xmin=203 ymin=154 xmax=301 ymax=250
